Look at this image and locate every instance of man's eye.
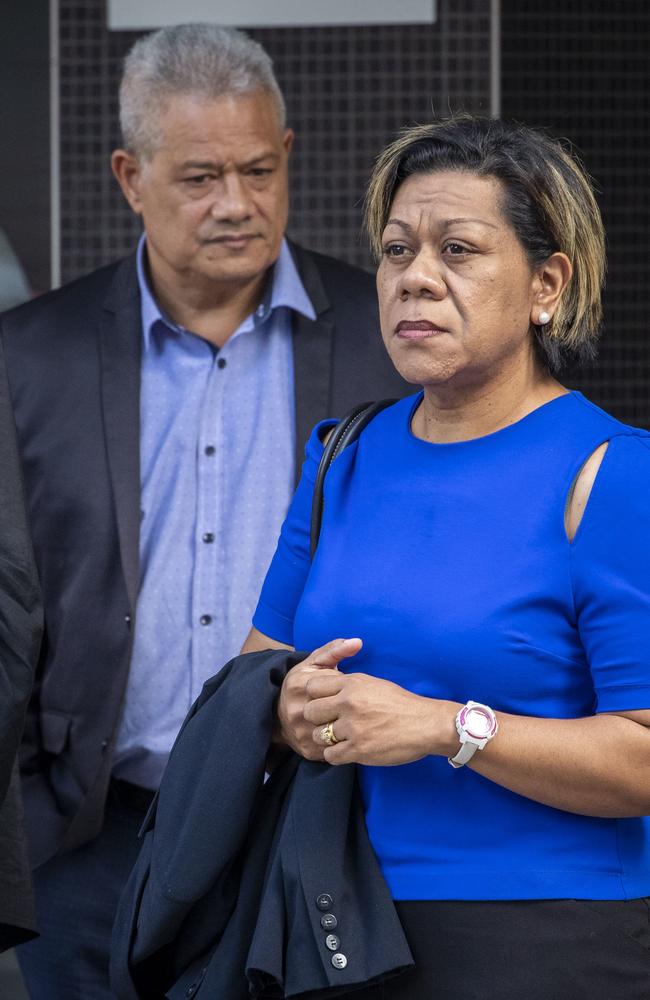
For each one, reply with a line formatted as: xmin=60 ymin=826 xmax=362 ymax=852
xmin=185 ymin=175 xmax=211 ymax=185
xmin=247 ymin=168 xmax=273 ymax=178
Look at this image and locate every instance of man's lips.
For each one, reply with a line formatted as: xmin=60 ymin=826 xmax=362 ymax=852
xmin=202 ymin=233 xmax=260 ymax=247
xmin=395 ymin=320 xmax=447 ymax=339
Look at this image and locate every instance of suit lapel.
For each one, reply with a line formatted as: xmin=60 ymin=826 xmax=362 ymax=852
xmin=98 ymin=257 xmax=142 ymax=612
xmin=289 ymin=244 xmax=334 ymax=480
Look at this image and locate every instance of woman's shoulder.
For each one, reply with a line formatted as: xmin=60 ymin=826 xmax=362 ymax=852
xmin=304 ymin=394 xmax=420 ymax=462
xmin=570 ymin=391 xmax=650 ymax=443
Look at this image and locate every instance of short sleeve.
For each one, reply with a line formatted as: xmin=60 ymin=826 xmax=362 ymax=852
xmin=252 ymin=420 xmax=336 ymax=644
xmin=570 ymin=433 xmax=650 ymax=712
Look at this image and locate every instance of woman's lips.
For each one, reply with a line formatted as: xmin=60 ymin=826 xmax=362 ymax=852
xmin=395 ymin=320 xmax=446 ymax=340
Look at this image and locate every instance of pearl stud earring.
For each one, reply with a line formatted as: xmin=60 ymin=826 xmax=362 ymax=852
xmin=539 ymin=311 xmax=551 ymax=325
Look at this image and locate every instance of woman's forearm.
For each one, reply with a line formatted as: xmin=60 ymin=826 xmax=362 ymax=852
xmin=426 ymin=699 xmax=650 ymax=818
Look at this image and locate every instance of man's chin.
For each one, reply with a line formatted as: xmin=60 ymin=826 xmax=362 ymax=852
xmin=198 ymin=248 xmax=278 ymax=284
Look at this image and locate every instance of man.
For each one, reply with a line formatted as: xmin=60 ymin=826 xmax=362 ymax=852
xmin=0 ymin=339 xmax=42 ymax=954
xmin=0 ymin=23 xmax=408 ymax=998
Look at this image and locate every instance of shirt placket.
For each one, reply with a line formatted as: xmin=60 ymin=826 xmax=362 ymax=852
xmin=190 ymin=348 xmax=224 ymax=705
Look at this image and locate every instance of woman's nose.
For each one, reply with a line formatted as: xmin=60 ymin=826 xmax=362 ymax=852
xmin=398 ymin=253 xmax=447 ymax=300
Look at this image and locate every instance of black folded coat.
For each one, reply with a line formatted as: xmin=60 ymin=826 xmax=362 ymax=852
xmin=110 ymin=650 xmax=414 ymax=999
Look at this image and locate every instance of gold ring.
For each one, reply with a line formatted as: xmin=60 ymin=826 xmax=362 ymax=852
xmin=320 ymin=721 xmax=339 ymax=747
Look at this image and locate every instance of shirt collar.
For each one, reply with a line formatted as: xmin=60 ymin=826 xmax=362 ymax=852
xmin=136 ymin=235 xmax=316 ymax=352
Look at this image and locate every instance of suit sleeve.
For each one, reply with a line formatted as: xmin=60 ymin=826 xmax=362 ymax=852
xmin=570 ymin=433 xmax=650 ymax=713
xmin=253 ymin=421 xmax=335 ymax=644
xmin=0 ymin=334 xmax=43 ymax=805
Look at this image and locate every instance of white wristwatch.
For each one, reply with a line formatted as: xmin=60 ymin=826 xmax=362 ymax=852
xmin=448 ymin=700 xmax=498 ymax=769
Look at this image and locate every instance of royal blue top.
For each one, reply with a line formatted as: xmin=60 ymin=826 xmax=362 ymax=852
xmin=254 ymin=391 xmax=650 ymax=901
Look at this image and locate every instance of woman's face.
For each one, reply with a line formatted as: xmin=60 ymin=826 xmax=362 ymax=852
xmin=376 ymin=169 xmax=542 ymax=391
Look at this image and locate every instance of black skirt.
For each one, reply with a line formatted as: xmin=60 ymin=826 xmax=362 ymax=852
xmin=344 ymin=898 xmax=650 ymax=1000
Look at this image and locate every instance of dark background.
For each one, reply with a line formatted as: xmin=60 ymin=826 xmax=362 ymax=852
xmin=0 ymin=0 xmax=650 ymax=427
xmin=0 ymin=1 xmax=648 ymax=993
xmin=1 ymin=0 xmax=648 ymax=422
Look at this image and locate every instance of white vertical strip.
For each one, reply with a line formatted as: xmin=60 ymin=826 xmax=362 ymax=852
xmin=490 ymin=0 xmax=501 ymax=119
xmin=49 ymin=0 xmax=61 ymax=289
xmin=107 ymin=0 xmax=436 ymax=29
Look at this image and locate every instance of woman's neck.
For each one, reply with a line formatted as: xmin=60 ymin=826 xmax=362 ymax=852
xmin=413 ymin=364 xmax=566 ymax=444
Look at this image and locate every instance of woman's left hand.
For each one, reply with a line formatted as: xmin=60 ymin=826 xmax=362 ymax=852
xmin=302 ymin=670 xmax=458 ymax=766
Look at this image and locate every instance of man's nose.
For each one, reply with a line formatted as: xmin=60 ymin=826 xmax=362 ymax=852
xmin=211 ymin=172 xmax=252 ymax=223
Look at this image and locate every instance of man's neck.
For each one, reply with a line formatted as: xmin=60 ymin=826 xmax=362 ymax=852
xmin=147 ymin=260 xmax=270 ymax=349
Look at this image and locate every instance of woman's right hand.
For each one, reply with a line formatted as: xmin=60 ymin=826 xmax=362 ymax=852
xmin=276 ymin=638 xmax=362 ymax=759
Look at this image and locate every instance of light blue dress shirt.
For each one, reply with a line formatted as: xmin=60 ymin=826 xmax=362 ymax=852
xmin=113 ymin=237 xmax=315 ymax=788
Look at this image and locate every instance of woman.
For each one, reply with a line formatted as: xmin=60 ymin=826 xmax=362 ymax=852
xmin=243 ymin=116 xmax=650 ymax=999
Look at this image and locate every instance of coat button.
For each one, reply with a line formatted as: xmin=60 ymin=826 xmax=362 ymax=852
xmin=316 ymin=893 xmax=333 ymax=911
xmin=185 ymin=984 xmax=198 ymax=997
xmin=325 ymin=934 xmax=340 ymax=951
xmin=320 ymin=913 xmax=337 ymax=930
xmin=331 ymin=953 xmax=348 ymax=970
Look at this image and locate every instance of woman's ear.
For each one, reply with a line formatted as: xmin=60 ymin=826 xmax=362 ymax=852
xmin=530 ymin=252 xmax=572 ymax=327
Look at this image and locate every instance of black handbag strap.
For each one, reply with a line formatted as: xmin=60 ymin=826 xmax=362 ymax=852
xmin=309 ymin=399 xmax=396 ymax=558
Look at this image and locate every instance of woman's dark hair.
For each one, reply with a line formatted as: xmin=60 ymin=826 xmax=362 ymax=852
xmin=365 ymin=115 xmax=605 ymax=372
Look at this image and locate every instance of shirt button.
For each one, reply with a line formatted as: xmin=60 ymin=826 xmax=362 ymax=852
xmin=325 ymin=934 xmax=340 ymax=951
xmin=320 ymin=913 xmax=337 ymax=930
xmin=316 ymin=893 xmax=333 ymax=911
xmin=199 ymin=614 xmax=213 ymax=626
xmin=217 ymin=357 xmax=227 ymax=369
xmin=202 ymin=532 xmax=215 ymax=543
xmin=331 ymin=953 xmax=348 ymax=970
xmin=204 ymin=445 xmax=216 ymax=456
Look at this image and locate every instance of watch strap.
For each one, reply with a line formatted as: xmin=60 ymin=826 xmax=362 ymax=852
xmin=448 ymin=740 xmax=478 ymax=769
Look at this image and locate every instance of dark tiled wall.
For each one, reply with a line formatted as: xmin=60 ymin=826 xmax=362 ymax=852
xmin=502 ymin=1 xmax=650 ymax=426
xmin=59 ymin=0 xmax=491 ymax=280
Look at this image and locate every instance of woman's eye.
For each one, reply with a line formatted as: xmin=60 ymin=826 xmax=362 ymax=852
xmin=383 ymin=244 xmax=409 ymax=258
xmin=443 ymin=242 xmax=470 ymax=255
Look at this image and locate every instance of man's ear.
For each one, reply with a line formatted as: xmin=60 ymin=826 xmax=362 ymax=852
xmin=530 ymin=252 xmax=573 ymax=326
xmin=283 ymin=129 xmax=294 ymax=156
xmin=111 ymin=149 xmax=145 ymax=215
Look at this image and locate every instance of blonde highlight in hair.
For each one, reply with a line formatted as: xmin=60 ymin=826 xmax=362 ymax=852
xmin=364 ymin=115 xmax=605 ymax=372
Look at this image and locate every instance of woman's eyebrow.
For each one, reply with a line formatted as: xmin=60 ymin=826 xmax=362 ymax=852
xmin=384 ymin=217 xmax=499 ymax=231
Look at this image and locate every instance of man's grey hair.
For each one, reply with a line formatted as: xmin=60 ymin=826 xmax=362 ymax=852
xmin=119 ymin=23 xmax=286 ymax=159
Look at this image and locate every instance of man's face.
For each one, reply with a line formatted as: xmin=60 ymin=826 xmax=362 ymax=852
xmin=112 ymin=90 xmax=293 ymax=293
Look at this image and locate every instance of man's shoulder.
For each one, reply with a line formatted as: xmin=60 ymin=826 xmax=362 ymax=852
xmin=0 ymin=255 xmax=137 ymax=334
xmin=289 ymin=242 xmax=376 ymax=308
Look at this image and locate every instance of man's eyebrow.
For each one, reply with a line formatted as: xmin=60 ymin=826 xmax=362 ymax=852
xmin=178 ymin=152 xmax=280 ymax=171
xmin=178 ymin=160 xmax=219 ymax=171
xmin=384 ymin=216 xmax=498 ymax=231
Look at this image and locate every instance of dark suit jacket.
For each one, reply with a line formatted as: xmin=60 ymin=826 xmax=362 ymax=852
xmin=110 ymin=650 xmax=413 ymax=999
xmin=0 ymin=242 xmax=409 ymax=867
xmin=0 ymin=339 xmax=43 ymax=950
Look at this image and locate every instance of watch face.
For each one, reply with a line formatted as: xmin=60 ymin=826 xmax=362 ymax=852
xmin=462 ymin=705 xmax=495 ymax=739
